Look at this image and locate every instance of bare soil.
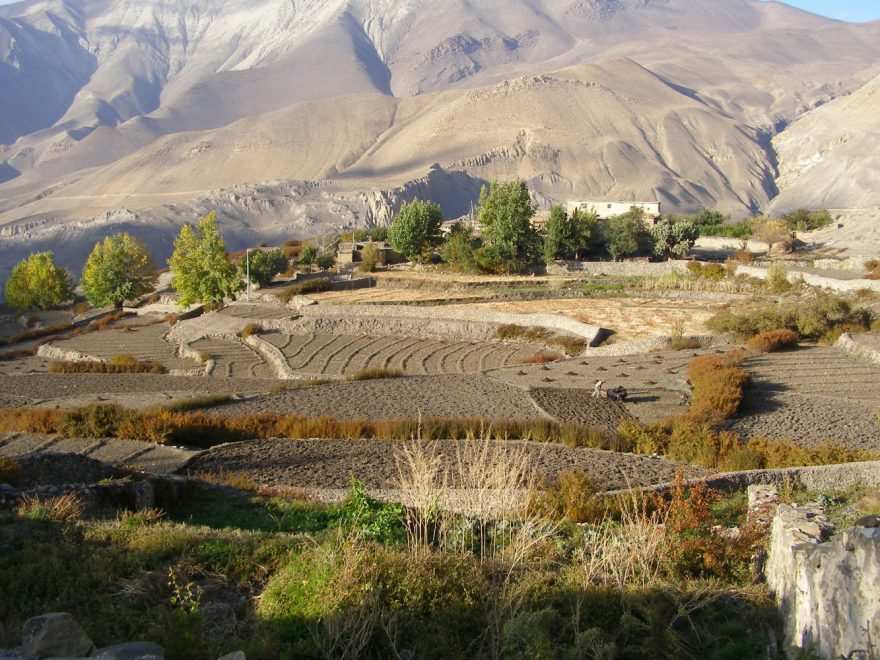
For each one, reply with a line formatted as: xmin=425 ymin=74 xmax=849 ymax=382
xmin=186 ymin=438 xmax=704 ymax=491
xmin=56 ymin=324 xmax=197 ymax=372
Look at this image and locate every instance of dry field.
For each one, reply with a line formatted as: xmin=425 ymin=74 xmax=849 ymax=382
xmin=261 ymin=331 xmax=543 ymax=377
xmin=727 ymin=346 xmax=880 ymax=451
xmin=186 ymin=438 xmax=704 ymax=492
xmin=307 ymin=287 xmax=487 ymax=305
xmin=445 ymin=297 xmax=726 ymax=341
xmin=190 ymin=337 xmax=276 ymax=379
xmin=54 ymin=323 xmax=198 ymax=372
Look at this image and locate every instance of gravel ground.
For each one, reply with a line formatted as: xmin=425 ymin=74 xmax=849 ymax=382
xmin=14 ymin=453 xmax=130 ymax=487
xmin=529 ymin=388 xmax=633 ymax=430
xmin=213 ymin=374 xmax=544 ymax=420
xmin=186 ymin=438 xmax=705 ymax=491
xmin=0 ymin=374 xmax=279 ymax=405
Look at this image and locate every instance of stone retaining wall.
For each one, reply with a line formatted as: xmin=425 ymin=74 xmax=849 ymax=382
xmin=547 ymin=259 xmax=691 ymax=277
xmin=694 ymin=237 xmax=770 ymax=254
xmin=737 ymin=265 xmax=880 ymax=293
xmin=836 ymin=333 xmax=880 ymax=366
xmin=767 ymin=503 xmax=880 ymax=658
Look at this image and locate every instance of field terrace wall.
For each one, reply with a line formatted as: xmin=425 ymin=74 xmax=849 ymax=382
xmin=737 ymin=265 xmax=880 ymax=293
xmin=167 ymin=303 xmax=604 ymax=347
xmin=836 ymin=333 xmax=880 ymax=367
xmin=767 ymin=503 xmax=880 ymax=658
xmin=546 ymin=259 xmax=691 ymax=277
xmin=694 ymin=237 xmax=770 ymax=254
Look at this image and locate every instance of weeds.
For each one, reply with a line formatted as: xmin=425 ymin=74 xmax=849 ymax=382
xmin=16 ymin=492 xmax=84 ymax=523
xmin=49 ymin=357 xmax=167 ymax=374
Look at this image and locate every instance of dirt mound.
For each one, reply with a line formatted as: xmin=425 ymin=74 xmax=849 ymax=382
xmin=186 ymin=438 xmax=704 ymax=492
xmin=15 ymin=452 xmax=129 ymax=487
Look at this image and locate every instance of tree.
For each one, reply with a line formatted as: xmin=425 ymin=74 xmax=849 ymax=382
xmin=387 ymin=199 xmax=443 ymax=261
xmin=80 ymin=233 xmax=156 ymax=308
xmin=168 ymin=212 xmax=242 ymax=306
xmin=542 ymin=205 xmax=571 ymax=264
xmin=298 ymin=245 xmax=317 ymax=269
xmin=569 ymin=208 xmax=598 ymax=259
xmin=247 ymin=248 xmax=288 ymax=287
xmin=4 ymin=252 xmax=73 ymax=312
xmin=440 ymin=223 xmax=477 ymax=272
xmin=651 ymin=217 xmax=699 ymax=259
xmin=477 ymin=180 xmax=537 ymax=263
xmin=316 ymin=253 xmax=335 ymax=271
xmin=605 ymin=207 xmax=654 ymax=260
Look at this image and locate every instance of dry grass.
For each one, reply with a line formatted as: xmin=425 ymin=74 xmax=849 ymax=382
xmin=686 ymin=354 xmax=750 ymax=424
xmin=346 ymin=368 xmax=405 ymax=382
xmin=49 ymin=356 xmax=167 ymax=374
xmin=278 ymin=278 xmax=330 ymax=303
xmin=239 ymin=323 xmax=263 ymax=339
xmin=0 ymin=457 xmax=20 ymax=487
xmin=0 ymin=323 xmax=74 ymax=347
xmin=519 ymin=351 xmax=563 ymax=364
xmin=193 ymin=470 xmax=259 ymax=492
xmin=495 ymin=324 xmax=586 ymax=357
xmin=864 ymin=259 xmax=880 ymax=280
xmin=16 ymin=492 xmax=84 ymax=523
xmin=746 ymin=329 xmax=799 ymax=353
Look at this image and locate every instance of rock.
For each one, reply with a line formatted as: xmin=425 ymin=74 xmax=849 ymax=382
xmin=90 ymin=641 xmax=165 ymax=659
xmin=21 ymin=613 xmax=93 ymax=658
xmin=855 ymin=514 xmax=880 ymax=528
xmin=217 ymin=652 xmax=246 ymax=660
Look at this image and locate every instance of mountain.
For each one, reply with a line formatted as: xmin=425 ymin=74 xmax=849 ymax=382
xmin=1 ymin=0 xmax=880 ymax=277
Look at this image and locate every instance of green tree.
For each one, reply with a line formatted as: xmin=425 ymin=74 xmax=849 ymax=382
xmin=4 ymin=252 xmax=73 ymax=312
xmin=80 ymin=233 xmax=156 ymax=308
xmin=781 ymin=208 xmax=832 ymax=232
xmin=247 ymin=248 xmax=288 ymax=287
xmin=651 ymin=217 xmax=699 ymax=259
xmin=569 ymin=208 xmax=598 ymax=259
xmin=605 ymin=207 xmax=654 ymax=260
xmin=316 ymin=253 xmax=335 ymax=271
xmin=387 ymin=199 xmax=443 ymax=261
xmin=477 ymin=180 xmax=537 ymax=263
xmin=168 ymin=212 xmax=242 ymax=306
xmin=440 ymin=223 xmax=477 ymax=272
xmin=542 ymin=205 xmax=571 ymax=264
xmin=298 ymin=245 xmax=317 ymax=269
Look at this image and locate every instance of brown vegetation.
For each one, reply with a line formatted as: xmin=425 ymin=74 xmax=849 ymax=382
xmin=48 ymin=355 xmax=168 ymax=374
xmin=495 ymin=324 xmax=586 ymax=357
xmin=346 ymin=368 xmax=405 ymax=382
xmin=277 ymin=278 xmax=331 ymax=303
xmin=686 ymin=353 xmax=751 ymax=424
xmin=746 ymin=329 xmax=799 ymax=353
xmin=239 ymin=323 xmax=263 ymax=339
xmin=519 ymin=351 xmax=563 ymax=364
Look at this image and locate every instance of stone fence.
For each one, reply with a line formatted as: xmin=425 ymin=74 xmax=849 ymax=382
xmin=767 ymin=502 xmax=879 ymax=658
xmin=736 ymin=264 xmax=880 ymax=293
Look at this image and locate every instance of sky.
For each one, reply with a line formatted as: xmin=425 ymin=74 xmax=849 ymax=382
xmin=0 ymin=0 xmax=878 ymax=21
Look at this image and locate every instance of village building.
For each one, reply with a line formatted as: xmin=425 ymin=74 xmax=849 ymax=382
xmin=336 ymin=240 xmax=398 ymax=265
xmin=566 ymin=201 xmax=661 ymax=226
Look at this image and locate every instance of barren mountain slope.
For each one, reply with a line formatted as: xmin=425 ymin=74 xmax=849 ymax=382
xmin=769 ymin=71 xmax=880 ymax=213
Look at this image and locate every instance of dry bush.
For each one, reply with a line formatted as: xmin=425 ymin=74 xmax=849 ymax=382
xmin=0 ymin=408 xmax=62 ymax=434
xmin=0 ymin=457 xmax=21 ymax=487
xmin=686 ymin=355 xmax=750 ymax=423
xmin=527 ymin=471 xmax=605 ymax=524
xmin=686 ymin=262 xmax=726 ymax=281
xmin=346 ymin=368 xmax=405 ymax=382
xmin=765 ymin=263 xmax=791 ymax=293
xmin=519 ymin=351 xmax=563 ymax=364
xmin=864 ymin=259 xmax=880 ymax=280
xmin=734 ymin=250 xmax=754 ymax=264
xmin=239 ymin=323 xmax=263 ymax=339
xmin=0 ymin=323 xmax=74 ymax=347
xmin=163 ymin=314 xmax=179 ymax=325
xmin=746 ymin=329 xmax=799 ymax=353
xmin=669 ymin=320 xmax=701 ymax=351
xmin=278 ymin=278 xmax=330 ymax=303
xmin=193 ymin=470 xmax=259 ymax=491
xmin=16 ymin=492 xmax=84 ymax=523
xmin=48 ymin=357 xmax=167 ymax=374
xmin=496 ymin=324 xmax=585 ymax=356
xmin=72 ymin=301 xmax=91 ymax=314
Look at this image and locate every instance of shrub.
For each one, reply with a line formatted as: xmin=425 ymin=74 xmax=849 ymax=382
xmin=686 ymin=262 xmax=726 ymax=281
xmin=48 ymin=358 xmax=167 ymax=374
xmin=358 ymin=243 xmax=381 ymax=273
xmin=81 ymin=233 xmax=156 ymax=307
xmin=16 ymin=493 xmax=84 ymax=523
xmin=440 ymin=223 xmax=478 ymax=272
xmin=316 ymin=253 xmax=335 ymax=271
xmin=495 ymin=324 xmax=586 ymax=356
xmin=746 ymin=329 xmax=799 ymax=353
xmin=239 ymin=323 xmax=263 ymax=339
xmin=246 ymin=248 xmax=288 ymax=287
xmin=59 ymin=404 xmax=134 ymax=438
xmin=277 ymin=278 xmax=330 ymax=303
xmin=0 ymin=323 xmax=74 ymax=348
xmin=347 ymin=368 xmax=405 ymax=382
xmin=766 ymin=263 xmax=791 ymax=293
xmin=527 ymin=470 xmax=605 ymax=523
xmin=865 ymin=259 xmax=880 ymax=280
xmin=159 ymin=393 xmax=233 ymax=413
xmin=520 ymin=351 xmax=563 ymax=364
xmin=72 ymin=301 xmax=90 ymax=314
xmin=734 ymin=250 xmax=754 ymax=264
xmin=686 ymin=354 xmax=750 ymax=424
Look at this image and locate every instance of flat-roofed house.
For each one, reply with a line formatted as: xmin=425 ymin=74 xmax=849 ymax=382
xmin=566 ymin=201 xmax=661 ymax=226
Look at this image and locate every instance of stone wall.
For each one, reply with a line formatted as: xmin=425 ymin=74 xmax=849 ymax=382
xmin=694 ymin=237 xmax=770 ymax=254
xmin=737 ymin=264 xmax=880 ymax=293
xmin=546 ymin=259 xmax=690 ymax=277
xmin=767 ymin=503 xmax=880 ymax=658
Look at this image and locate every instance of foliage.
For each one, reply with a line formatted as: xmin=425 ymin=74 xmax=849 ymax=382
xmin=358 ymin=243 xmax=381 ymax=273
xmin=686 ymin=261 xmax=726 ymax=281
xmin=494 ymin=324 xmax=586 ymax=356
xmin=169 ymin=212 xmax=243 ymax=305
xmin=4 ymin=252 xmax=73 ymax=312
xmin=766 ymin=262 xmax=791 ymax=293
xmin=277 ymin=278 xmax=330 ymax=303
xmin=316 ymin=253 xmax=335 ymax=271
xmin=707 ymin=293 xmax=874 ymax=341
xmin=781 ymin=208 xmax=833 ymax=232
xmin=541 ymin=205 xmax=570 ymax=264
xmin=746 ymin=329 xmax=799 ymax=353
xmin=528 ymin=470 xmax=605 ymax=523
xmin=751 ymin=218 xmax=792 ymax=246
xmin=247 ymin=248 xmax=288 ymax=287
xmin=604 ymin=207 xmax=654 ymax=260
xmin=651 ymin=217 xmax=699 ymax=259
xmin=81 ymin=233 xmax=156 ymax=307
xmin=346 ymin=368 xmax=405 ymax=382
xmin=338 ymin=227 xmax=388 ymax=243
xmin=48 ymin=358 xmax=167 ymax=374
xmin=339 ymin=478 xmax=406 ymax=543
xmin=239 ymin=323 xmax=263 ymax=339
xmin=686 ymin=354 xmax=751 ymax=424
xmin=440 ymin=223 xmax=478 ymax=272
xmin=477 ymin=180 xmax=538 ymax=263
xmin=298 ymin=245 xmax=317 ymax=267
xmin=864 ymin=259 xmax=880 ymax=280
xmin=387 ymin=199 xmax=443 ymax=261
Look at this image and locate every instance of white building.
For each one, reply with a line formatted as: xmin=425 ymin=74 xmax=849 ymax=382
xmin=566 ymin=201 xmax=661 ymax=225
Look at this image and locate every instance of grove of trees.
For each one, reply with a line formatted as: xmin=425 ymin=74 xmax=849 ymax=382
xmin=80 ymin=233 xmax=156 ymax=308
xmin=246 ymin=248 xmax=288 ymax=287
xmin=387 ymin=200 xmax=442 ymax=261
xmin=4 ymin=252 xmax=73 ymax=312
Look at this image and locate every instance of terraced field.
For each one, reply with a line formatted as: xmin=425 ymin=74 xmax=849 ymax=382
xmin=261 ymin=332 xmax=544 ymax=377
xmin=190 ymin=337 xmax=276 ymax=379
xmin=50 ymin=323 xmax=197 ymax=372
xmin=728 ymin=346 xmax=880 ymax=450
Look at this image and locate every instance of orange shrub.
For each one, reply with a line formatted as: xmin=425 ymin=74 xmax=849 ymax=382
xmin=746 ymin=329 xmax=799 ymax=353
xmin=519 ymin=351 xmax=563 ymax=364
xmin=686 ymin=354 xmax=750 ymax=423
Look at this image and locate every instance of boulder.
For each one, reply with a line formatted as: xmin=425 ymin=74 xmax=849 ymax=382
xmin=21 ymin=613 xmax=93 ymax=658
